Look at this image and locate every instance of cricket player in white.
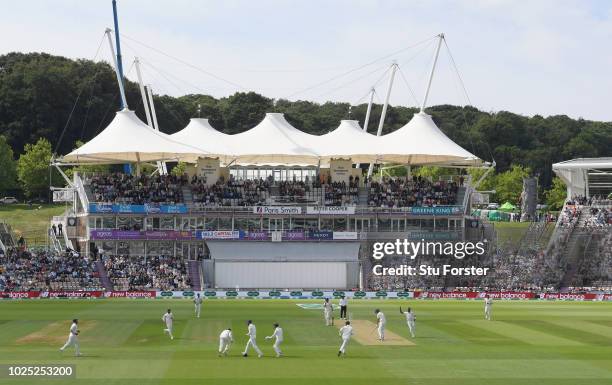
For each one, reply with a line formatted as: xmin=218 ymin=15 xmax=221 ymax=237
xmin=323 ymin=298 xmax=334 ymax=326
xmin=375 ymin=309 xmax=386 ymax=341
xmin=242 ymin=320 xmax=263 ymax=358
xmin=218 ymin=328 xmax=233 ymax=356
xmin=265 ymin=323 xmax=284 ymax=357
xmin=338 ymin=321 xmax=353 ymax=357
xmin=400 ymin=306 xmax=416 ymax=338
xmin=59 ymin=318 xmax=81 ymax=356
xmin=484 ymin=295 xmax=493 ymax=320
xmin=162 ymin=309 xmax=174 ymax=340
xmin=194 ymin=293 xmax=203 ymax=318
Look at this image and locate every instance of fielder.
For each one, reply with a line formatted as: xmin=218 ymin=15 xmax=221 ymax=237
xmin=265 ymin=323 xmax=284 ymax=357
xmin=194 ymin=293 xmax=203 ymax=318
xmin=484 ymin=295 xmax=493 ymax=320
xmin=375 ymin=309 xmax=386 ymax=341
xmin=400 ymin=306 xmax=416 ymax=338
xmin=59 ymin=318 xmax=81 ymax=356
xmin=338 ymin=321 xmax=353 ymax=357
xmin=162 ymin=309 xmax=174 ymax=340
xmin=323 ymin=298 xmax=334 ymax=326
xmin=242 ymin=320 xmax=263 ymax=358
xmin=218 ymin=328 xmax=233 ymax=356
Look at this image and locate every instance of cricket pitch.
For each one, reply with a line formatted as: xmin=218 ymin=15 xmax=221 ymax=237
xmin=338 ymin=320 xmax=415 ymax=346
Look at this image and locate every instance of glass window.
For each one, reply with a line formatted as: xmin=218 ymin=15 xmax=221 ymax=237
xmin=377 ymin=218 xmax=391 ymax=231
xmin=234 ymin=218 xmax=249 ymax=232
xmin=218 ymin=217 xmax=232 ymax=230
xmin=103 ymin=217 xmax=115 ymax=229
xmin=334 ymin=218 xmax=347 ymax=231
xmin=320 ymin=219 xmax=333 ymax=230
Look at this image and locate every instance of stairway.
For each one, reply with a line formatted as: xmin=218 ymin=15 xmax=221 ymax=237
xmin=358 ymin=187 xmax=369 ymax=206
xmin=182 ymin=186 xmax=194 ymax=209
xmin=188 ymin=260 xmax=202 ymax=291
xmin=95 ymin=260 xmax=113 ymax=290
xmin=456 ymin=186 xmax=467 ymax=206
xmin=557 ymin=207 xmax=589 ymax=290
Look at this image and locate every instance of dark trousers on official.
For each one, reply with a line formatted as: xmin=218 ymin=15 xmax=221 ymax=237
xmin=340 ymin=305 xmax=347 ymax=319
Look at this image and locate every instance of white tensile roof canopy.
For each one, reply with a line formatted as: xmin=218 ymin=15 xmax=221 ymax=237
xmin=62 ymin=110 xmax=482 ymax=167
xmin=61 ymin=109 xmax=212 ymax=164
xmin=375 ymin=111 xmax=481 ymax=165
xmin=170 ymin=118 xmax=234 ymax=163
xmin=222 ymin=113 xmax=321 ymax=165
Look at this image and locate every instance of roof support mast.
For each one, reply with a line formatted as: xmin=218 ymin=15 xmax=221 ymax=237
xmin=134 ymin=58 xmax=153 ymax=127
xmin=367 ymin=62 xmax=398 ymax=178
xmin=356 ymin=87 xmax=375 ymax=168
xmin=105 ymin=28 xmax=128 ymax=109
xmin=420 ymin=33 xmax=444 ymax=112
xmin=363 ymin=87 xmax=375 ymax=133
xmin=135 ymin=58 xmax=165 ymax=176
xmin=146 ymin=85 xmax=167 ymax=175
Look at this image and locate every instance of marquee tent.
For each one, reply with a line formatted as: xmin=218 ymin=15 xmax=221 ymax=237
xmin=61 ymin=110 xmax=484 ymax=168
xmin=227 ymin=112 xmax=321 ymax=165
xmin=170 ymin=118 xmax=234 ymax=163
xmin=374 ymin=112 xmax=480 ymax=166
xmin=61 ymin=109 xmax=212 ymax=164
xmin=315 ymin=120 xmax=379 ymax=163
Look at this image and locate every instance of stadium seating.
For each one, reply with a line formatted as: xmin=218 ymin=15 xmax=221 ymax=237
xmin=367 ymin=176 xmax=458 ymax=208
xmin=86 ymin=173 xmax=187 ymax=204
xmin=0 ymin=248 xmax=102 ymax=291
xmin=102 ymin=254 xmax=191 ymax=291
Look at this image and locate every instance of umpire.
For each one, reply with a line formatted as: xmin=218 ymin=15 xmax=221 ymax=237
xmin=339 ymin=296 xmax=348 ymax=319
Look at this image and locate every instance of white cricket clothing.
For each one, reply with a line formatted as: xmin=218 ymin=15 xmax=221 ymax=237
xmin=219 ymin=329 xmax=233 ymax=354
xmin=162 ymin=312 xmax=174 ymax=339
xmin=405 ymin=311 xmax=416 ymax=337
xmin=339 ymin=325 xmax=353 ymax=339
xmin=338 ymin=325 xmax=353 ymax=354
xmin=194 ymin=297 xmax=202 ymax=318
xmin=267 ymin=327 xmax=284 ymax=356
xmin=324 ymin=301 xmax=333 ymax=325
xmin=247 ymin=323 xmax=257 ymax=337
xmin=60 ymin=322 xmax=80 ymax=355
xmin=243 ymin=324 xmax=262 ymax=356
xmin=220 ymin=329 xmax=233 ymax=340
xmin=484 ymin=298 xmax=492 ymax=320
xmin=405 ymin=311 xmax=415 ymax=322
xmin=376 ymin=312 xmax=386 ymax=340
xmin=339 ymin=298 xmax=348 ymax=307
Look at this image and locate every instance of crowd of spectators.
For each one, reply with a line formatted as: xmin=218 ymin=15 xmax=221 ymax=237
xmin=0 ymin=248 xmax=101 ymax=291
xmin=86 ymin=172 xmax=465 ymax=209
xmin=582 ymin=207 xmax=611 ymax=228
xmin=103 ymin=254 xmax=190 ymax=291
xmin=367 ymin=176 xmax=458 ymax=208
xmin=87 ymin=173 xmax=186 ymax=205
xmin=323 ymin=180 xmax=359 ymax=206
xmin=191 ymin=176 xmax=270 ymax=207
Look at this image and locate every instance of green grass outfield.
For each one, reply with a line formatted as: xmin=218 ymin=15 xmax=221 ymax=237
xmin=0 ymin=299 xmax=611 ymax=385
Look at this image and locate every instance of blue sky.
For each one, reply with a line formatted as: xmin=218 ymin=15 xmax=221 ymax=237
xmin=1 ymin=0 xmax=612 ymax=121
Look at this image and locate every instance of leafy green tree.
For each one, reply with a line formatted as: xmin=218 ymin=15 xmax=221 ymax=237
xmin=171 ymin=162 xmax=187 ymax=177
xmin=545 ymin=177 xmax=567 ymax=210
xmin=494 ymin=165 xmax=531 ymax=205
xmin=0 ymin=135 xmax=18 ymax=194
xmin=17 ymin=138 xmax=61 ymax=198
xmin=413 ymin=166 xmax=453 ymax=181
xmin=218 ymin=92 xmax=273 ymax=134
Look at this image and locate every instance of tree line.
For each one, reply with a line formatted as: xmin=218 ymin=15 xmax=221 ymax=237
xmin=0 ymin=52 xmax=610 ymax=203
